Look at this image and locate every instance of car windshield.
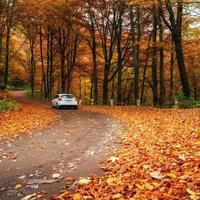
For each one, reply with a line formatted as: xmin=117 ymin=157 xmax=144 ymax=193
xmin=61 ymin=94 xmax=74 ymax=99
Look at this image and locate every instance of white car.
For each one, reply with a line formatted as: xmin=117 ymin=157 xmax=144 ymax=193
xmin=52 ymin=94 xmax=78 ymax=109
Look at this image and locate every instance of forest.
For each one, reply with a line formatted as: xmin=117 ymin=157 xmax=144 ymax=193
xmin=0 ymin=0 xmax=200 ymax=106
xmin=0 ymin=1 xmax=200 ymax=199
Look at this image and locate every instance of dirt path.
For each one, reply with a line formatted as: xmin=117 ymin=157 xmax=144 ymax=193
xmin=0 ymin=92 xmax=122 ymax=200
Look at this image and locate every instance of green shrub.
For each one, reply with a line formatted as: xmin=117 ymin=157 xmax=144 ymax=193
xmin=172 ymin=92 xmax=200 ymax=108
xmin=0 ymin=97 xmax=21 ymax=112
xmin=179 ymin=99 xmax=200 ymax=108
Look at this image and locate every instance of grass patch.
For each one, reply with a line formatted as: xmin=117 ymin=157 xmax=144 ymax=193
xmin=0 ymin=93 xmax=21 ymax=112
xmin=172 ymin=93 xmax=200 ymax=108
xmin=179 ymin=98 xmax=200 ymax=108
xmin=25 ymin=87 xmax=47 ymax=101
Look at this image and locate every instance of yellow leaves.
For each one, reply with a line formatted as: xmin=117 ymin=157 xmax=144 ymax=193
xmin=135 ymin=183 xmax=145 ymax=190
xmin=144 ymin=182 xmax=154 ymax=191
xmin=15 ymin=184 xmax=22 ymax=189
xmin=186 ymin=188 xmax=197 ymax=195
xmin=186 ymin=188 xmax=200 ymax=200
xmin=194 ymin=141 xmax=200 ymax=146
xmin=106 ymin=177 xmax=119 ymax=186
xmin=166 ymin=173 xmax=177 ymax=179
xmin=73 ymin=193 xmax=82 ymax=200
xmin=112 ymin=193 xmax=122 ymax=199
xmin=135 ymin=182 xmax=154 ymax=191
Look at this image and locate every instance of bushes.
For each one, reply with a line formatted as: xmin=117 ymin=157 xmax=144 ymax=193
xmin=172 ymin=92 xmax=200 ymax=108
xmin=179 ymin=98 xmax=200 ymax=108
xmin=0 ymin=92 xmax=21 ymax=112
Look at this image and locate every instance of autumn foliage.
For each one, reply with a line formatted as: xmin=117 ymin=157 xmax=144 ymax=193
xmin=0 ymin=0 xmax=200 ymax=105
xmin=0 ymin=102 xmax=58 ymax=140
xmin=55 ymin=106 xmax=200 ymax=199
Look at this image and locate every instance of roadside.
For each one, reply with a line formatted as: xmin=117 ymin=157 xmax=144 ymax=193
xmin=0 ymin=91 xmax=57 ymax=141
xmin=57 ymin=106 xmax=200 ymax=199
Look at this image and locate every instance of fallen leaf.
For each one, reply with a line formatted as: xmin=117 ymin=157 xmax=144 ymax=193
xmin=73 ymin=193 xmax=82 ymax=200
xmin=52 ymin=173 xmax=61 ymax=179
xmin=135 ymin=183 xmax=145 ymax=190
xmin=186 ymin=188 xmax=198 ymax=196
xmin=150 ymin=171 xmax=164 ymax=180
xmin=15 ymin=184 xmax=22 ymax=189
xmin=112 ymin=193 xmax=122 ymax=199
xmin=21 ymin=193 xmax=37 ymax=200
xmin=78 ymin=177 xmax=91 ymax=185
xmin=108 ymin=156 xmax=119 ymax=163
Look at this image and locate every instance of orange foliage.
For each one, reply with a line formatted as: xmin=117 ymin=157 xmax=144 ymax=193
xmin=0 ymin=102 xmax=58 ymax=140
xmin=56 ymin=106 xmax=200 ymax=199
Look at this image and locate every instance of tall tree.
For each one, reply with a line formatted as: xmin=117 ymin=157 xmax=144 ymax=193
xmin=0 ymin=0 xmax=6 ymax=73
xmin=83 ymin=4 xmax=99 ymax=104
xmin=158 ymin=8 xmax=165 ymax=106
xmin=130 ymin=6 xmax=141 ymax=104
xmin=4 ymin=0 xmax=16 ymax=86
xmin=151 ymin=6 xmax=158 ymax=106
xmin=160 ymin=0 xmax=190 ymax=97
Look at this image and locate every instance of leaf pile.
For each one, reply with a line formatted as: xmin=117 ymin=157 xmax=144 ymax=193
xmin=0 ymin=102 xmax=58 ymax=140
xmin=56 ymin=106 xmax=200 ymax=200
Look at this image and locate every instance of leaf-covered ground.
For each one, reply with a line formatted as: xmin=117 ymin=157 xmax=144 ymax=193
xmin=0 ymin=102 xmax=58 ymax=140
xmin=56 ymin=106 xmax=200 ymax=200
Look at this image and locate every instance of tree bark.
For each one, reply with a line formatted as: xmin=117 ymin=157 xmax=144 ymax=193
xmin=161 ymin=0 xmax=190 ymax=97
xmin=4 ymin=0 xmax=15 ymax=86
xmin=158 ymin=12 xmax=165 ymax=107
xmin=170 ymin=40 xmax=174 ymax=100
xmin=141 ymin=34 xmax=151 ymax=104
xmin=39 ymin=25 xmax=47 ymax=98
xmin=151 ymin=7 xmax=158 ymax=106
xmin=117 ymin=10 xmax=123 ymax=105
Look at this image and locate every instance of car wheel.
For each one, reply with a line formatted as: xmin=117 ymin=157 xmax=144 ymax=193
xmin=56 ymin=103 xmax=60 ymax=109
xmin=74 ymin=106 xmax=78 ymax=110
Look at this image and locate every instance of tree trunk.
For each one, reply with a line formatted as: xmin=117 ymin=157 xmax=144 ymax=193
xmin=173 ymin=35 xmax=190 ymax=97
xmin=49 ymin=29 xmax=54 ymax=98
xmin=158 ymin=13 xmax=165 ymax=107
xmin=89 ymin=11 xmax=99 ymax=105
xmin=141 ymin=34 xmax=151 ymax=104
xmin=134 ymin=7 xmax=141 ymax=104
xmin=192 ymin=73 xmax=197 ymax=100
xmin=151 ymin=7 xmax=158 ymax=106
xmin=161 ymin=0 xmax=190 ymax=97
xmin=103 ymin=64 xmax=109 ymax=105
xmin=0 ymin=31 xmax=2 ymax=69
xmin=4 ymin=20 xmax=11 ymax=86
xmin=46 ymin=28 xmax=50 ymax=98
xmin=117 ymin=12 xmax=123 ymax=105
xmin=39 ymin=25 xmax=47 ymax=98
xmin=92 ymin=43 xmax=98 ymax=105
xmin=4 ymin=0 xmax=15 ymax=87
xmin=58 ymin=26 xmax=69 ymax=93
xmin=30 ymin=40 xmax=36 ymax=97
xmin=170 ymin=41 xmax=174 ymax=100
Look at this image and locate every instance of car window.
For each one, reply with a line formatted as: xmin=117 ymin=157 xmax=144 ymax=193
xmin=54 ymin=95 xmax=59 ymax=99
xmin=61 ymin=94 xmax=74 ymax=99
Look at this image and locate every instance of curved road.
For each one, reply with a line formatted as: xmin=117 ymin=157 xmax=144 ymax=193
xmin=0 ymin=92 xmax=122 ymax=199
